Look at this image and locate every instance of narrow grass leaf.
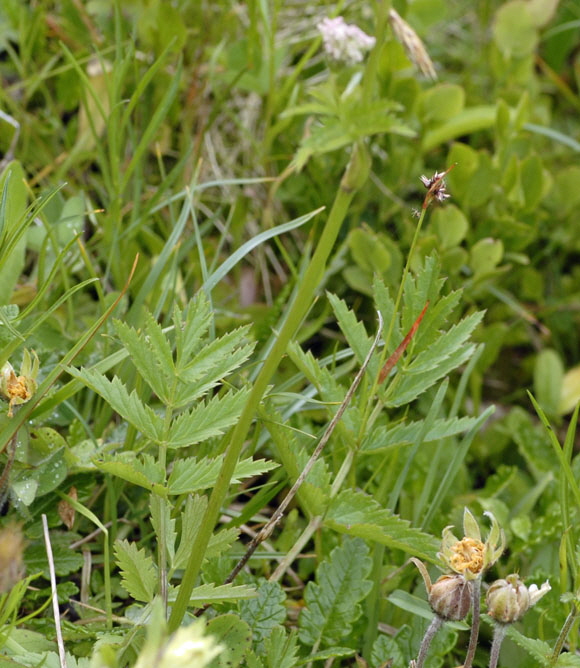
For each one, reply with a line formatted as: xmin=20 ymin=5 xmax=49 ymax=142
xmin=202 ymin=209 xmax=323 ymax=294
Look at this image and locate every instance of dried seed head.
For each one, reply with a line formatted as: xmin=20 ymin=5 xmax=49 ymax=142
xmin=388 ymin=9 xmax=437 ymax=80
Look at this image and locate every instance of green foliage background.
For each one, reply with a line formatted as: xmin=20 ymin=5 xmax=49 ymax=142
xmin=1 ymin=0 xmax=580 ymax=666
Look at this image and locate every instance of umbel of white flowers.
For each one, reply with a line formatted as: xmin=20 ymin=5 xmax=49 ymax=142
xmin=317 ymin=17 xmax=376 ymax=65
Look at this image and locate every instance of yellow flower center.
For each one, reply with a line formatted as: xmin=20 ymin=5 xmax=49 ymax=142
xmin=449 ymin=537 xmax=485 ymax=575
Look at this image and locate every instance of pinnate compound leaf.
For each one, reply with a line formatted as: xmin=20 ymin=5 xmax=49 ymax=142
xmin=114 ymin=539 xmax=156 ymax=602
xmin=175 ymin=327 xmax=254 ymax=406
xmin=324 ymin=489 xmax=438 ymax=561
xmin=264 ymin=627 xmax=299 ymax=668
xmin=167 ymin=388 xmax=250 ymax=448
xmin=168 ymin=456 xmax=278 ymax=495
xmin=362 ymin=415 xmax=483 ymax=451
xmin=239 ymin=581 xmax=286 ymax=645
xmin=67 ymin=367 xmax=163 ymax=442
xmin=298 ymin=537 xmax=372 ymax=647
xmin=114 ymin=316 xmax=173 ymax=402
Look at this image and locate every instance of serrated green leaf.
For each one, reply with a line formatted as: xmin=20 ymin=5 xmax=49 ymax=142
xmin=168 ymin=582 xmax=257 ymax=605
xmin=25 ymin=534 xmax=84 ymax=578
xmin=388 ymin=341 xmax=479 ymax=407
xmin=114 ymin=315 xmax=173 ymax=402
xmin=150 ymin=496 xmax=176 ymax=566
xmin=168 ymin=456 xmax=278 ymax=495
xmin=505 ymin=625 xmax=550 ymax=666
xmin=175 ymin=327 xmax=254 ymax=406
xmin=114 ymin=540 xmax=157 ymax=602
xmin=264 ymin=627 xmax=299 ymax=668
xmin=167 ymin=389 xmax=250 ymax=448
xmin=206 ymin=526 xmax=240 ymax=559
xmin=67 ymin=367 xmax=164 ymax=442
xmin=94 ymin=455 xmax=167 ymax=496
xmin=406 ymin=312 xmax=484 ymax=376
xmin=207 ymin=614 xmax=252 ymax=668
xmin=299 ymin=537 xmax=372 ymax=647
xmin=239 ymin=581 xmax=286 ymax=645
xmin=362 ymin=415 xmax=483 ymax=452
xmin=324 ymin=489 xmax=438 ymax=561
xmin=327 ymin=292 xmax=374 ymax=367
xmin=174 ymin=297 xmax=212 ymax=370
xmin=173 ymin=496 xmax=240 ymax=570
xmin=294 ymin=647 xmax=355 ymax=665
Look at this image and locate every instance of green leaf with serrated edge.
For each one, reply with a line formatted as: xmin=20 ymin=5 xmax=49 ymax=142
xmin=405 ymin=311 xmax=484 ymax=375
xmin=207 ymin=614 xmax=252 ymax=668
xmin=402 ymin=255 xmax=445 ymax=331
xmin=555 ymin=654 xmax=580 ymax=667
xmin=114 ymin=317 xmax=172 ymax=403
xmin=373 ymin=277 xmax=401 ymax=345
xmin=264 ymin=627 xmax=299 ymax=668
xmin=94 ymin=459 xmax=168 ymax=497
xmin=505 ymin=625 xmax=550 ymax=666
xmin=176 ymin=327 xmax=253 ymax=397
xmin=239 ymin=581 xmax=286 ymax=646
xmin=412 ymin=290 xmax=462 ymax=351
xmin=150 ymin=496 xmax=176 ymax=566
xmin=167 ymin=582 xmax=256 ymax=605
xmin=173 ymin=496 xmax=240 ymax=571
xmin=25 ymin=534 xmax=84 ymax=578
xmin=324 ymin=489 xmax=438 ymax=561
xmin=168 ymin=456 xmax=278 ymax=495
xmin=114 ymin=540 xmax=157 ymax=602
xmin=362 ymin=415 xmax=482 ymax=451
xmin=206 ymin=526 xmax=240 ymax=559
xmin=298 ymin=538 xmax=372 ymax=647
xmin=371 ymin=634 xmax=405 ymax=668
xmin=294 ymin=647 xmax=356 ymax=665
xmin=67 ymin=367 xmax=163 ymax=442
xmin=327 ymin=292 xmax=374 ymax=367
xmin=167 ymin=389 xmax=250 ymax=448
xmin=388 ymin=343 xmax=478 ymax=407
xmin=174 ymin=298 xmax=212 ymax=370
xmin=174 ymin=495 xmax=207 ymax=570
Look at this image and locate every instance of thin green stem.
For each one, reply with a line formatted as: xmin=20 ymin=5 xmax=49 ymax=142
xmin=167 ymin=147 xmax=364 ymax=632
xmin=550 ymin=603 xmax=579 ymax=664
xmin=415 ymin=615 xmax=444 ymax=668
xmin=464 ymin=577 xmax=482 ymax=668
xmin=489 ymin=624 xmax=508 ymax=668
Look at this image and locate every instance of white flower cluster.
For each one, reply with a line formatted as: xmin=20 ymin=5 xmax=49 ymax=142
xmin=317 ymin=17 xmax=376 ymax=65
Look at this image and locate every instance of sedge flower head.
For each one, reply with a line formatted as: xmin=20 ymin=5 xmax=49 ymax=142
xmin=317 ymin=17 xmax=376 ymax=65
xmin=438 ymin=508 xmax=505 ymax=580
xmin=420 ymin=170 xmax=450 ymax=205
